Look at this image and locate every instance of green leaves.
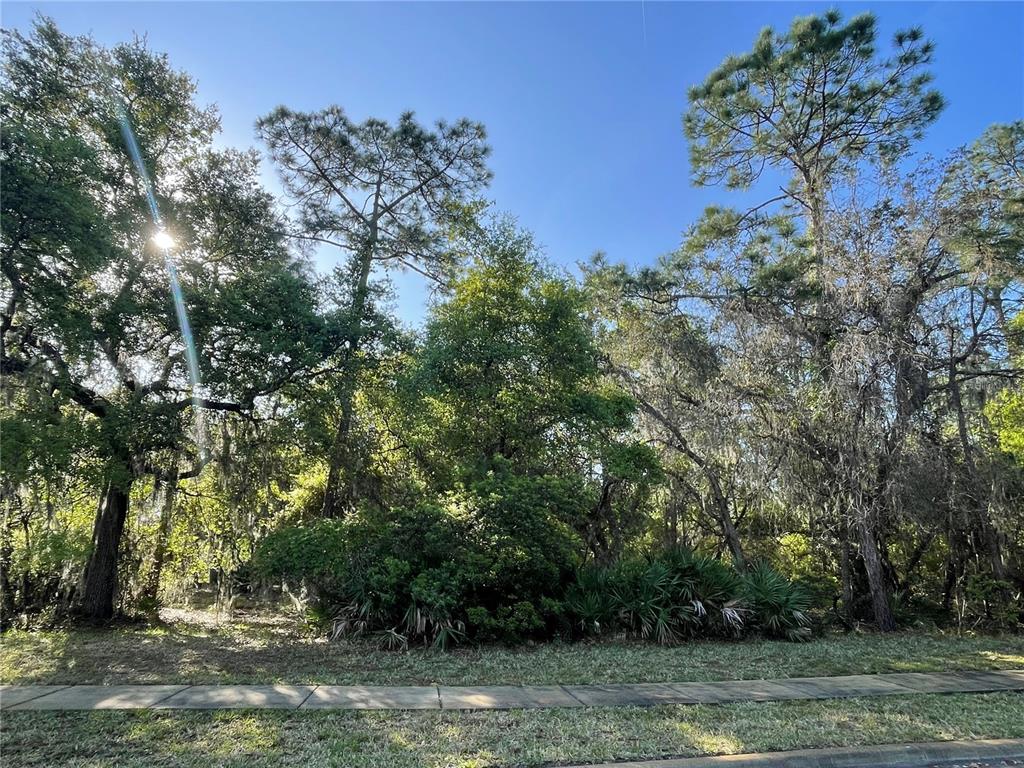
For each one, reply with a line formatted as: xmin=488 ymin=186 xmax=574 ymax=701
xmin=944 ymin=121 xmax=1024 ymax=276
xmin=1 ymin=18 xmax=335 ymax=620
xmin=567 ymin=550 xmax=810 ymax=643
xmin=742 ymin=561 xmax=812 ymax=641
xmin=684 ymin=10 xmax=943 ymax=195
xmin=255 ymin=472 xmax=584 ymax=648
xmin=2 ymin=18 xmax=324 ymax=436
xmin=400 ymin=218 xmax=634 ymax=488
xmin=256 ymin=104 xmax=491 ymax=282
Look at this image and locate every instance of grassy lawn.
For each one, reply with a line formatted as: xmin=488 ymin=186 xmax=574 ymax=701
xmin=1 ymin=609 xmax=1021 ymax=687
xmin=1 ymin=693 xmax=1021 ymax=767
xmin=4 ymin=611 xmax=1021 ymax=767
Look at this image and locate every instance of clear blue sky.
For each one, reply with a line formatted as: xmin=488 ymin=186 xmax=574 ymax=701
xmin=5 ymin=1 xmax=1023 ymax=325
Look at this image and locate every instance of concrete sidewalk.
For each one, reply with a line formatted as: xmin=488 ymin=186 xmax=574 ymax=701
xmin=563 ymin=739 xmax=1024 ymax=768
xmin=1 ymin=669 xmax=1021 ymax=711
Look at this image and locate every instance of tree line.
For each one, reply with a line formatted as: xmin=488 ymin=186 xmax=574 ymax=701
xmin=2 ymin=13 xmax=1021 ymax=638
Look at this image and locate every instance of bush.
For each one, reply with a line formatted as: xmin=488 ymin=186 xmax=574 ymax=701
xmin=742 ymin=561 xmax=812 ymax=640
xmin=254 ymin=470 xmax=584 ymax=647
xmin=256 ymin=507 xmax=813 ymax=648
xmin=252 ymin=517 xmax=350 ymax=587
xmin=961 ymin=575 xmax=1022 ymax=630
xmin=566 ymin=548 xmax=811 ymax=643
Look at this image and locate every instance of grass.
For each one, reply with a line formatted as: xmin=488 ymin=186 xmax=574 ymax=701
xmin=1 ymin=608 xmax=1021 ymax=686
xmin=2 ymin=692 xmax=1022 ymax=767
xmin=3 ymin=610 xmax=1021 ymax=766
xmin=2 ymin=610 xmax=1024 ymax=688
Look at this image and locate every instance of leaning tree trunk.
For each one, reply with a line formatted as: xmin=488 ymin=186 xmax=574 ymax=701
xmin=716 ymin=502 xmax=746 ymax=570
xmin=858 ymin=516 xmax=897 ymax=632
xmin=705 ymin=474 xmax=745 ymax=569
xmin=76 ymin=469 xmax=134 ymax=621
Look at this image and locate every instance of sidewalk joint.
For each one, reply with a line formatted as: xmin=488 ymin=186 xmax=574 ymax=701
xmin=0 ymin=685 xmax=73 ymax=710
xmin=147 ymin=684 xmax=194 ymax=709
xmin=296 ymin=685 xmax=318 ymax=710
xmin=559 ymin=684 xmax=587 ymax=706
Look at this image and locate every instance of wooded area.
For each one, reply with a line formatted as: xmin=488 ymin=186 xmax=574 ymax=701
xmin=2 ymin=11 xmax=1021 ymax=644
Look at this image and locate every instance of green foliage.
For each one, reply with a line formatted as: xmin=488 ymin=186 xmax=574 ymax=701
xmin=566 ymin=549 xmax=811 ymax=643
xmin=947 ymin=121 xmax=1024 ymax=275
xmin=256 ymin=106 xmax=491 ymax=284
xmin=0 ymin=476 xmax=103 ymax=624
xmin=986 ymin=314 xmax=1024 ymax=464
xmin=255 ymin=101 xmax=492 ymax=517
xmin=685 ymin=10 xmax=943 ymax=193
xmin=3 ymin=12 xmax=1020 ymax=639
xmin=242 ymin=518 xmax=349 ymax=588
xmin=1 ymin=17 xmax=330 ymax=620
xmin=258 ymin=517 xmax=814 ymax=648
xmin=961 ymin=575 xmax=1022 ymax=630
xmin=256 ymin=469 xmax=585 ymax=647
xmin=988 ymin=388 xmax=1024 ymax=464
xmin=401 ymin=219 xmax=635 ymax=489
xmin=742 ymin=561 xmax=813 ymax=640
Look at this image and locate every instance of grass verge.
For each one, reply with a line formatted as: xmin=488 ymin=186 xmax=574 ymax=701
xmin=2 ymin=692 xmax=1022 ymax=767
xmin=1 ymin=610 xmax=1021 ymax=686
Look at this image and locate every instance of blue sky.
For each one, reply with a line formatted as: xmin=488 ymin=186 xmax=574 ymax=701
xmin=5 ymin=1 xmax=1023 ymax=325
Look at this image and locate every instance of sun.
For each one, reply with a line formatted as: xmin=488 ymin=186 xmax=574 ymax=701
xmin=151 ymin=229 xmax=176 ymax=250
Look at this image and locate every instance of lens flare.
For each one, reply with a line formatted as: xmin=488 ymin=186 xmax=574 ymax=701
xmin=151 ymin=230 xmax=176 ymax=250
xmin=118 ymin=110 xmax=207 ymax=459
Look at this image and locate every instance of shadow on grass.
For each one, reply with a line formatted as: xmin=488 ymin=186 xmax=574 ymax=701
xmin=2 ymin=693 xmax=1024 ymax=768
xmin=1 ymin=608 xmax=1022 ymax=686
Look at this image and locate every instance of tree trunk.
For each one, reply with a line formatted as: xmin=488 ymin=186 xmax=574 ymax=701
xmin=586 ymin=476 xmax=619 ymax=565
xmin=858 ymin=518 xmax=897 ymax=631
xmin=707 ymin=477 xmax=745 ymax=568
xmin=718 ymin=506 xmax=746 ymax=569
xmin=76 ymin=472 xmax=133 ymax=621
xmin=839 ymin=519 xmax=855 ymax=618
xmin=949 ymin=363 xmax=1007 ymax=581
xmin=0 ymin=499 xmax=16 ymax=626
xmin=141 ymin=474 xmax=177 ymax=608
xmin=665 ymin=477 xmax=680 ymax=549
xmin=322 ymin=378 xmax=359 ymax=518
xmin=322 ymin=240 xmax=376 ymax=518
xmin=942 ymin=555 xmax=957 ymax=613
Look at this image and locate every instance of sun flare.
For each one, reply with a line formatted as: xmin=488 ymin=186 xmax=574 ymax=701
xmin=151 ymin=229 xmax=175 ymax=250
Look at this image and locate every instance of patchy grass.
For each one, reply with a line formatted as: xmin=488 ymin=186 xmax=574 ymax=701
xmin=1 ymin=609 xmax=1021 ymax=686
xmin=3 ymin=613 xmax=1020 ymax=766
xmin=2 ymin=692 xmax=1022 ymax=767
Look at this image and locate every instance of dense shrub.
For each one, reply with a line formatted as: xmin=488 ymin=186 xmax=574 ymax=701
xmin=566 ymin=549 xmax=811 ymax=643
xmin=960 ymin=574 xmax=1023 ymax=630
xmin=257 ymin=491 xmax=814 ymax=648
xmin=741 ymin=561 xmax=813 ymax=640
xmin=254 ymin=470 xmax=585 ymax=648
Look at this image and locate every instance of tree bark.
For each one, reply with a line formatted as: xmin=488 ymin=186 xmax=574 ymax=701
xmin=0 ymin=499 xmax=16 ymax=626
xmin=949 ymin=362 xmax=1007 ymax=581
xmin=322 ymin=239 xmax=376 ymax=518
xmin=636 ymin=397 xmax=747 ymax=569
xmin=714 ymin=497 xmax=746 ymax=568
xmin=76 ymin=471 xmax=133 ymax=621
xmin=141 ymin=473 xmax=177 ymax=608
xmin=857 ymin=517 xmax=897 ymax=631
xmin=838 ymin=518 xmax=855 ymax=618
xmin=703 ymin=472 xmax=746 ymax=568
xmin=665 ymin=477 xmax=680 ymax=549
